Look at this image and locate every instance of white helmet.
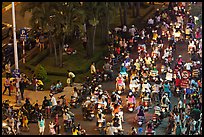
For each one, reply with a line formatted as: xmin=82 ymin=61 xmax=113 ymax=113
xmin=129 ymin=92 xmax=133 ymax=96
xmin=98 ymin=85 xmax=102 ymax=88
xmin=197 ymin=61 xmax=200 ymax=64
xmin=178 ymin=55 xmax=182 ymax=58
xmin=86 ymin=96 xmax=90 ymax=100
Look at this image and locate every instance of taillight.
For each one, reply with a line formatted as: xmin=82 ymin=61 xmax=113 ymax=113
xmin=145 ymin=102 xmax=148 ymax=106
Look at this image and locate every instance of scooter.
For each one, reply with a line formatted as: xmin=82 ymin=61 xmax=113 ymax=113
xmin=142 ymin=97 xmax=151 ymax=111
xmin=152 ymin=114 xmax=159 ymax=128
xmin=70 ymin=96 xmax=79 ymax=108
xmin=127 ymin=103 xmax=135 ymax=112
xmin=161 ymin=105 xmax=169 ymax=119
xmin=137 ymin=116 xmax=144 ymax=127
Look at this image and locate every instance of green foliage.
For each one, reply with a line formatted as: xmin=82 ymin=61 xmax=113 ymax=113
xmin=34 ymin=64 xmax=48 ymax=81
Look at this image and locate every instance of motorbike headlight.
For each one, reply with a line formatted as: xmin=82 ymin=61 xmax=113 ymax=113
xmin=2 ymin=122 xmax=7 ymax=127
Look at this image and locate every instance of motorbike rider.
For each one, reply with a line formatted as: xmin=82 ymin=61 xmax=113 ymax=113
xmin=103 ymin=61 xmax=114 ymax=80
xmin=136 ymin=104 xmax=145 ymax=120
xmin=105 ymin=122 xmax=115 ymax=135
xmin=126 ymin=91 xmax=136 ymax=107
xmin=82 ymin=97 xmax=92 ymax=118
xmin=161 ymin=93 xmax=170 ymax=111
xmin=116 ymin=74 xmax=125 ymax=91
xmin=145 ymin=120 xmax=155 ymax=134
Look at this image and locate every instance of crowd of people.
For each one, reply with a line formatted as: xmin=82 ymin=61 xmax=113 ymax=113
xmin=2 ymin=2 xmax=202 ymax=135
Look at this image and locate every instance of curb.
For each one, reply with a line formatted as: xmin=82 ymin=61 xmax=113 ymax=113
xmin=2 ymin=2 xmax=20 ymax=13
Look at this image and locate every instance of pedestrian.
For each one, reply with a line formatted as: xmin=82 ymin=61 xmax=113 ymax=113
xmin=22 ymin=115 xmax=29 ymax=131
xmin=175 ymin=122 xmax=182 ymax=135
xmin=54 ymin=114 xmax=60 ymax=135
xmin=5 ymin=62 xmax=11 ymax=78
xmin=3 ymin=76 xmax=11 ymax=96
xmin=19 ymin=78 xmax=26 ymax=100
xmin=49 ymin=121 xmax=56 ymax=135
xmin=66 ymin=76 xmax=71 ymax=87
xmin=50 ymin=94 xmax=57 ymax=113
xmin=90 ymin=62 xmax=96 ymax=76
xmin=39 ymin=32 xmax=45 ymax=51
xmin=67 ymin=70 xmax=75 ymax=87
xmin=38 ymin=115 xmax=45 ymax=135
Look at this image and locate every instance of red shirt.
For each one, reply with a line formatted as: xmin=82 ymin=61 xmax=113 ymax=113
xmin=175 ymin=78 xmax=181 ymax=87
xmin=55 ymin=116 xmax=59 ymax=126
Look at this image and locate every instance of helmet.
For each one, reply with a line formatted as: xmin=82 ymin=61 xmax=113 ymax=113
xmin=122 ymin=63 xmax=124 ymax=66
xmin=197 ymin=61 xmax=200 ymax=64
xmin=132 ymin=25 xmax=135 ymax=28
xmin=99 ymin=91 xmax=103 ymax=95
xmin=86 ymin=97 xmax=90 ymax=100
xmin=129 ymin=92 xmax=133 ymax=96
xmin=98 ymin=85 xmax=102 ymax=88
xmin=115 ymin=113 xmax=119 ymax=117
xmin=95 ymin=87 xmax=98 ymax=91
xmin=178 ymin=55 xmax=182 ymax=58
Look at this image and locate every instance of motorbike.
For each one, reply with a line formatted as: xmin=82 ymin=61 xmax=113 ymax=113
xmin=137 ymin=116 xmax=144 ymax=127
xmin=70 ymin=96 xmax=79 ymax=108
xmin=145 ymin=129 xmax=156 ymax=135
xmin=161 ymin=105 xmax=169 ymax=119
xmin=142 ymin=97 xmax=151 ymax=111
xmin=83 ymin=107 xmax=95 ymax=121
xmin=138 ymin=44 xmax=146 ymax=55
xmin=2 ymin=121 xmax=14 ymax=135
xmin=127 ymin=103 xmax=135 ymax=112
xmin=152 ymin=114 xmax=160 ymax=128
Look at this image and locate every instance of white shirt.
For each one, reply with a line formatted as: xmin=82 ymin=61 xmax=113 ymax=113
xmin=148 ymin=18 xmax=154 ymax=25
xmin=51 ymin=96 xmax=57 ymax=106
xmin=178 ymin=100 xmax=183 ymax=109
xmin=184 ymin=63 xmax=192 ymax=70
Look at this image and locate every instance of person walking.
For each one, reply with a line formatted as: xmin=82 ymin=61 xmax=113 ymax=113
xmin=5 ymin=62 xmax=11 ymax=78
xmin=3 ymin=76 xmax=11 ymax=96
xmin=22 ymin=115 xmax=29 ymax=131
xmin=19 ymin=78 xmax=26 ymax=100
xmin=67 ymin=70 xmax=75 ymax=87
xmin=54 ymin=114 xmax=60 ymax=135
xmin=90 ymin=62 xmax=96 ymax=76
xmin=38 ymin=115 xmax=45 ymax=135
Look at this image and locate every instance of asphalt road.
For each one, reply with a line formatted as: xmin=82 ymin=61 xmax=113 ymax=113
xmin=2 ymin=34 xmax=194 ymax=135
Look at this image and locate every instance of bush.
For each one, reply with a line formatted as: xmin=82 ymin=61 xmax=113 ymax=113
xmin=34 ymin=64 xmax=48 ymax=81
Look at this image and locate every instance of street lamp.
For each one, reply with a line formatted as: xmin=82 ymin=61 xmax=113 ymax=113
xmin=12 ymin=2 xmax=21 ymax=106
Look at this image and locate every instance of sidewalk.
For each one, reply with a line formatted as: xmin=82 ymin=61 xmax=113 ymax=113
xmin=2 ymin=77 xmax=82 ymax=109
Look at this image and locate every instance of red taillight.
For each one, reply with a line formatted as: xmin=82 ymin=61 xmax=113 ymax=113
xmin=145 ymin=102 xmax=148 ymax=106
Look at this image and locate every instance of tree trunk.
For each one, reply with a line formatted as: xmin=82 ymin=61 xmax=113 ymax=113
xmin=132 ymin=3 xmax=137 ymax=17
xmin=92 ymin=26 xmax=96 ymax=56
xmin=52 ymin=37 xmax=58 ymax=67
xmin=86 ymin=26 xmax=93 ymax=58
xmin=123 ymin=3 xmax=128 ymax=26
xmin=58 ymin=36 xmax=64 ymax=68
xmin=136 ymin=2 xmax=140 ymax=17
xmin=105 ymin=13 xmax=110 ymax=43
xmin=119 ymin=3 xmax=123 ymax=26
xmin=48 ymin=33 xmax=53 ymax=55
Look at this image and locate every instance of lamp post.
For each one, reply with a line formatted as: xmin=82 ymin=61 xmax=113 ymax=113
xmin=12 ymin=2 xmax=21 ymax=106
